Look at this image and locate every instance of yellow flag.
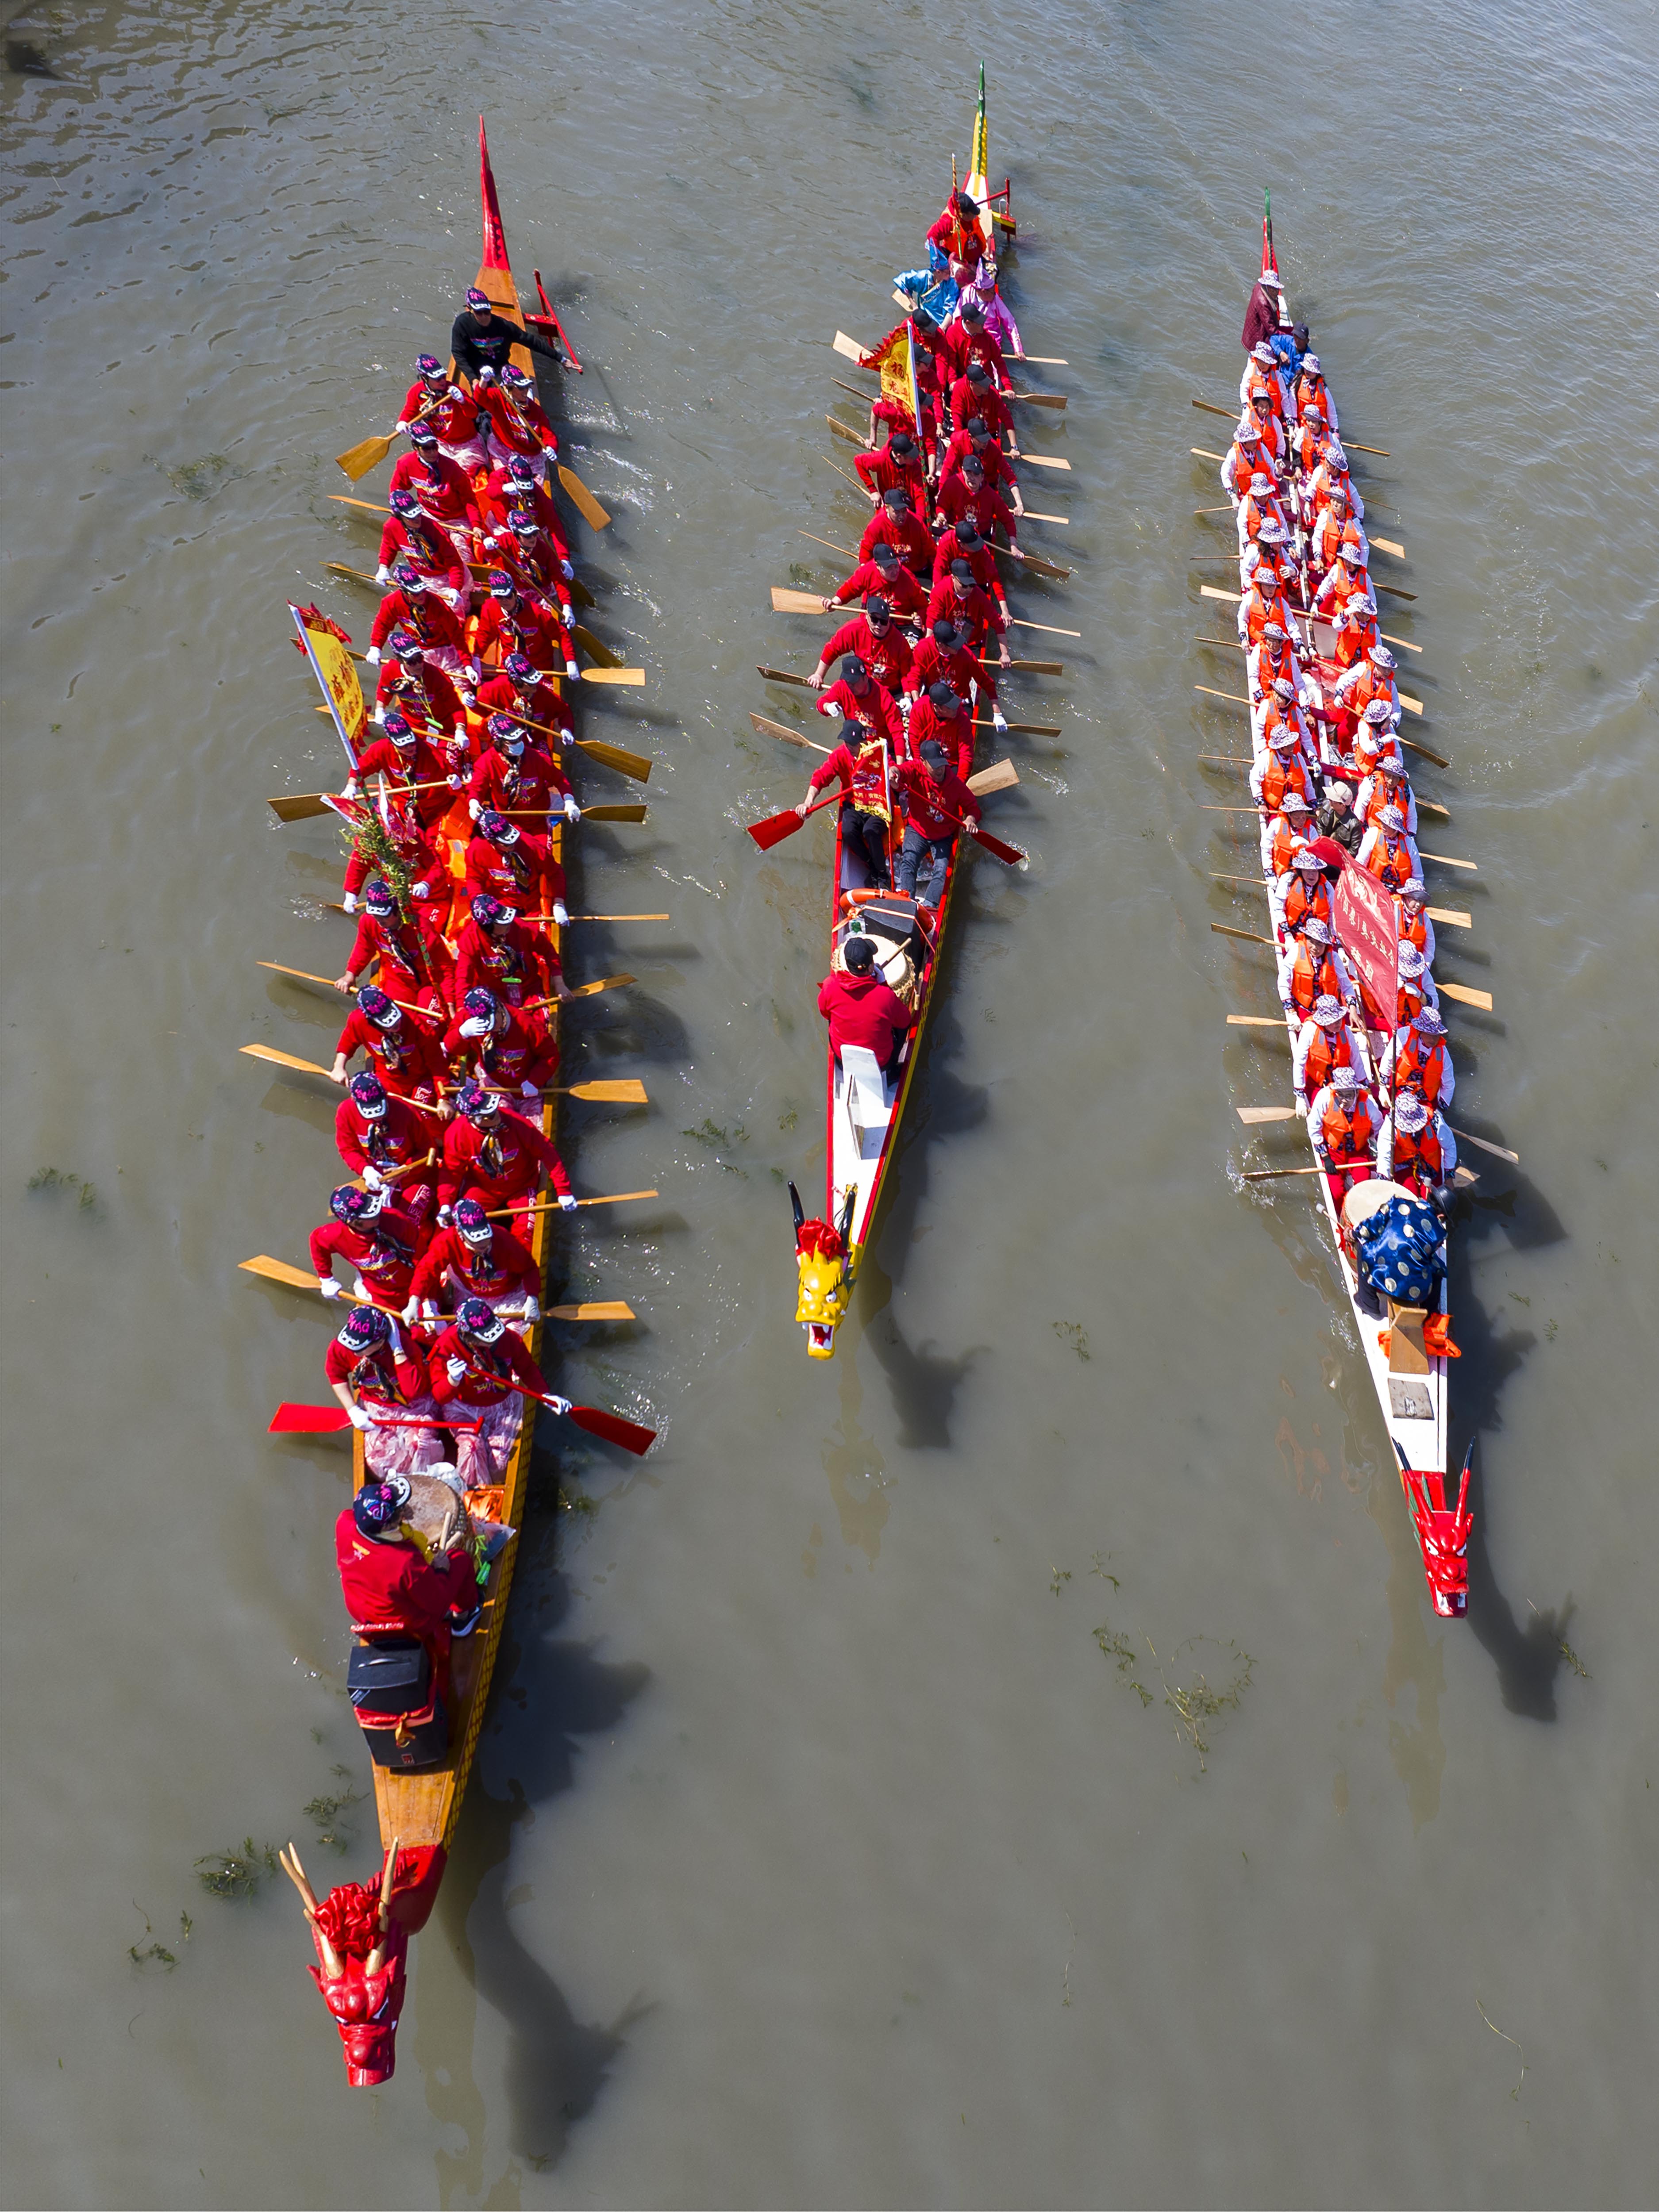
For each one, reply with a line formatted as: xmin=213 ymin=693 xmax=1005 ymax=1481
xmin=860 ymin=324 xmax=915 ymax=416
xmin=289 ymin=603 xmax=366 ymax=762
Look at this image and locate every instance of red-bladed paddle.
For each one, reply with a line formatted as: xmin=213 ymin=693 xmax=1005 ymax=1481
xmin=745 ymin=788 xmax=841 ymax=851
xmin=933 ymin=805 xmax=1024 ymax=867
xmin=535 ymin=1395 xmax=657 ymax=1455
xmin=268 ymin=1406 xmax=480 ymax=1436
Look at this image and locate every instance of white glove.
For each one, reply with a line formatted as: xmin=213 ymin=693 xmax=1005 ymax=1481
xmin=823 ymin=700 xmax=843 ymax=718
xmin=347 ymin=1404 xmax=373 ymax=1432
xmin=550 ymin=902 xmax=570 ymax=929
xmin=477 ymin=365 xmax=496 ymax=386
xmin=362 ymin=1165 xmax=386 ymax=1191
xmin=374 ymin=565 xmax=391 ymax=585
xmin=343 ymin=779 xmax=361 ymax=800
xmin=520 ymin=1079 xmax=539 ymax=1098
xmin=401 ymin=1297 xmax=421 ymax=1325
xmin=385 ymin=1319 xmax=404 ymax=1353
xmin=558 ymin=1193 xmax=578 ymax=1213
xmin=560 ymin=559 xmax=574 ymax=581
xmin=562 ymin=793 xmax=581 ymax=822
xmin=410 ymin=879 xmax=431 ymax=899
xmin=447 ymin=383 xmax=463 ymax=401
xmin=560 ymin=730 xmax=574 ymax=749
xmin=565 ymin=657 xmax=580 ymax=680
xmin=436 ymin=1204 xmax=454 ymax=1227
xmin=521 ymin=1294 xmax=540 ymax=1323
xmin=545 ymin=1393 xmax=573 ymax=1417
xmin=342 ymin=891 xmax=358 ymax=914
xmin=319 ymin=1277 xmax=341 ymax=1301
xmin=445 ymin=1356 xmax=469 ymax=1385
xmin=993 ymin=708 xmax=1008 ymax=734
xmin=365 ymin=646 xmax=381 ymax=665
xmin=468 ymin=798 xmax=481 ymax=820
xmin=460 ymin=687 xmax=477 ymax=709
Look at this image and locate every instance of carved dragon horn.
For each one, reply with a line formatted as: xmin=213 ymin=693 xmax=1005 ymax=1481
xmin=279 ymin=1842 xmax=343 ymax=1978
xmin=365 ymin=1836 xmax=401 ymax=1976
xmin=788 ymin=1181 xmax=805 ymax=1235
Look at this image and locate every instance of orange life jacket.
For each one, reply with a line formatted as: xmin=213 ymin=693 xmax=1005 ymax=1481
xmin=1390 ymin=1121 xmax=1447 ymax=1185
xmin=1303 ymin=1020 xmax=1355 ymax=1095
xmin=1365 ymin=829 xmax=1415 ymax=893
xmin=1395 ymin=979 xmax=1432 ymax=1027
xmin=1396 ymin=904 xmax=1429 ymax=958
xmin=1254 ymin=636 xmax=1298 ymax=696
xmin=1322 ymin=562 xmax=1372 ymax=618
xmin=1241 ymin=584 xmax=1293 ymax=648
xmin=1363 ymin=777 xmax=1412 ymax=830
xmin=1259 ymin=751 xmax=1316 ymax=815
xmin=1394 ymin=1029 xmax=1448 ymax=1102
xmin=1239 ymin=491 xmax=1287 ymax=543
xmin=1333 ymin=604 xmax=1379 ymax=668
xmin=1282 ymin=874 xmax=1333 ymax=937
xmin=1297 ymin=374 xmax=1336 ymax=430
xmin=1288 ymin=945 xmax=1344 ymax=1019
xmin=1319 ymin=1094 xmax=1377 ymax=1164
xmin=1267 ymin=817 xmax=1309 ymax=876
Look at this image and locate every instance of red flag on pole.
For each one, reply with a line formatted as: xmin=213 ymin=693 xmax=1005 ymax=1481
xmin=1332 ymin=856 xmax=1397 ymax=1030
xmin=479 ymin=116 xmax=509 ymax=271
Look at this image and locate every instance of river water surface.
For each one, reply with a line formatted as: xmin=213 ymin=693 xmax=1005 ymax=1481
xmin=3 ymin=2 xmax=1657 ymax=2206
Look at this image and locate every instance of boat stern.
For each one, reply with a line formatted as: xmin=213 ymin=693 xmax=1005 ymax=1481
xmin=790 ymin=1183 xmax=855 ymax=1358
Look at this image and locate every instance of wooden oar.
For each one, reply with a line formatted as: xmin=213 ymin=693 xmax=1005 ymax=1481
xmin=1211 ymin=923 xmax=1275 ymax=949
xmin=757 ymin=665 xmax=816 ymax=691
xmin=327 ymin=561 xmax=381 ymax=591
xmin=1005 ymin=545 xmax=1072 ymax=581
xmin=826 ymin=415 xmax=864 ymax=447
xmin=580 ymin=666 xmax=646 ymax=687
xmin=1011 ymin=353 xmax=1069 ymax=367
xmin=269 ymin=1404 xmax=479 ymax=1436
xmin=1226 ymin=1015 xmax=1287 ymax=1029
xmin=239 ymin=1254 xmax=632 ymax=1321
xmin=751 ymin=712 xmax=830 ymax=754
xmin=971 ymin=716 xmax=1061 ymax=736
xmin=575 ymin=803 xmax=647 ymax=824
xmin=241 ymin=1043 xmax=338 ymax=1079
xmin=1020 ymin=454 xmax=1072 ymax=472
xmin=1450 ymin=1127 xmax=1520 ymax=1166
xmin=268 ymin=792 xmax=337 ymax=824
xmin=1198 ymin=756 xmax=1451 ymax=822
xmin=1010 ymin=616 xmax=1080 ymax=639
xmin=1423 ymin=850 xmax=1477 ymax=872
xmin=773 ymin=587 xmax=837 ymax=614
xmin=818 ymin=454 xmax=867 ymax=496
xmin=1021 ymin=510 xmax=1070 ymax=526
xmin=558 ymin=464 xmax=611 ymax=530
xmin=966 ymin=759 xmax=1020 ymax=795
xmin=1008 ymin=390 xmax=1067 ymax=411
xmin=489 ymin=1189 xmax=658 ymax=1218
xmin=1191 ymin=396 xmax=1390 ymax=457
xmin=982 ymin=657 xmax=1065 ymax=675
xmin=572 ymin=622 xmax=621 ymax=667
xmin=1237 ymin=1105 xmax=1298 ymax=1124
xmin=1197 ymin=676 xmax=1424 ymax=720
xmin=258 ymin=961 xmax=348 ymax=992
xmin=746 ymin=790 xmax=841 ymax=850
xmin=335 ymin=397 xmax=441 ymax=482
xmin=1438 ymin=982 xmax=1493 ymax=1011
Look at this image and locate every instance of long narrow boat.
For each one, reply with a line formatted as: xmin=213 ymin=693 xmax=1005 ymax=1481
xmin=1213 ymin=209 xmax=1474 ymax=1616
xmin=274 ymin=125 xmax=637 ymax=2085
xmin=770 ymin=72 xmax=1052 ymax=1359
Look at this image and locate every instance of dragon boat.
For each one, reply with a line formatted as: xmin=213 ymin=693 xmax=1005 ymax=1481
xmin=762 ymin=72 xmax=1048 ymax=1359
xmin=1214 ymin=207 xmax=1474 ymax=1617
xmin=273 ymin=123 xmax=639 ymax=2085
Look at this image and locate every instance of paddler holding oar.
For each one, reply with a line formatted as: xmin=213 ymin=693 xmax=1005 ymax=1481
xmin=438 ymin=1082 xmax=574 ymax=1244
xmin=822 ymin=541 xmax=928 ymax=634
xmin=428 ymin=1298 xmax=565 ymax=1489
xmin=375 ymin=488 xmax=471 ymax=610
xmin=406 ymin=1198 xmax=540 ymax=1328
xmin=892 ymin=739 xmax=982 ymax=907
xmin=335 ymin=1073 xmax=441 ymax=1223
xmin=389 ymin=421 xmax=481 ymax=566
xmin=331 ymin=986 xmax=448 ymax=1107
xmin=451 ymin=283 xmax=568 ymax=384
xmin=396 ymin=354 xmax=489 ymax=473
xmin=311 ymin=1185 xmax=423 ymax=1313
xmin=796 ymin=715 xmax=895 ymax=890
xmin=325 ymin=1309 xmax=447 ymax=1476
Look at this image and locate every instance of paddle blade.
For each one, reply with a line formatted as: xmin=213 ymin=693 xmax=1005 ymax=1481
xmin=269 ymin=1403 xmax=352 ymax=1434
xmin=566 ymin=1080 xmax=648 ymax=1102
xmin=575 ymin=737 xmax=651 ymax=783
xmin=573 ymin=622 xmax=621 ymax=668
xmin=757 ymin=665 xmax=812 ymax=688
xmin=579 ymin=666 xmax=645 ymax=687
xmin=751 ymin=711 xmax=813 ymax=751
xmin=268 ymin=793 xmax=331 ymax=823
xmin=826 ymin=415 xmax=863 ymax=445
xmin=772 ymin=587 xmax=828 ymax=614
xmin=335 ymin=431 xmax=396 ymax=481
xmin=1439 ymin=982 xmax=1494 ymax=1011
xmin=240 ymin=1255 xmax=322 ymax=1292
xmin=548 ymin=1302 xmax=636 ymax=1321
xmin=1022 ymin=453 xmax=1072 ymax=471
xmin=967 ymin=824 xmax=1025 ymax=866
xmin=567 ymin=1403 xmax=657 ymax=1455
xmin=326 ymin=562 xmax=378 ymax=591
xmin=241 ymin=1043 xmax=333 ymax=1079
xmin=558 ymin=464 xmax=611 ymax=530
xmin=746 ymin=805 xmax=807 ymax=851
xmin=1237 ymin=1106 xmax=1299 ymax=1124
xmin=567 ymin=973 xmax=635 ymax=999
xmin=580 ymin=804 xmax=647 ymax=824
xmin=966 ymin=759 xmax=1019 ymax=796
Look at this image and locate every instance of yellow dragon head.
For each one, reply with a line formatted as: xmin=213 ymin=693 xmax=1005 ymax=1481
xmin=791 ymin=1184 xmax=855 ymax=1358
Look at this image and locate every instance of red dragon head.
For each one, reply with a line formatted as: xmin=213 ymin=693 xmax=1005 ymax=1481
xmin=279 ymin=1837 xmax=444 ymax=2085
xmin=1395 ymin=1440 xmax=1474 ymax=1618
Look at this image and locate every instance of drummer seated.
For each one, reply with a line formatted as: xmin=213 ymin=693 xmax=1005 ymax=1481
xmin=817 ymin=935 xmax=911 ymax=1083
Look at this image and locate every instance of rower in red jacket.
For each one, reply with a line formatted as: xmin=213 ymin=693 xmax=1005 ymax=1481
xmin=396 ymin=353 xmax=489 ymax=471
xmin=331 ymin=985 xmax=449 ymax=1106
xmin=949 ymin=364 xmax=1017 ymax=453
xmin=335 ymin=879 xmax=449 ymax=1009
xmin=481 ymin=453 xmax=572 ymax=569
xmin=406 ymin=1197 xmax=540 ymax=1325
xmin=924 ymin=560 xmax=1009 ymax=668
xmin=442 ymin=987 xmax=559 ymax=1102
xmin=463 ymin=811 xmax=566 ymax=926
xmin=472 ymin=570 xmax=576 ymax=681
xmin=335 ymin=1479 xmax=480 ymax=1686
xmin=892 ymin=739 xmax=982 ymax=908
xmin=373 ymin=634 xmax=469 ymax=747
xmin=931 ymin=518 xmax=1008 ymax=624
xmin=472 ymin=650 xmax=573 ymax=750
xmin=429 ymin=1298 xmax=562 ymax=1487
xmin=808 ymin=599 xmax=915 ymax=700
xmin=797 ymin=719 xmax=894 ymax=887
xmin=854 ymin=428 xmax=927 ymax=512
xmin=817 ymin=932 xmax=912 ymax=1077
xmin=857 ymin=487 xmax=937 ymax=582
xmin=310 ymin=1184 xmax=425 ymax=1310
xmin=938 ymin=292 xmax=1008 ymax=391
xmin=325 ymin=1310 xmax=449 ymax=1483
xmin=487 ymin=508 xmax=575 ymax=626
xmin=346 ymin=714 xmax=460 ymax=833
xmin=467 ymin=716 xmax=577 ymax=829
xmin=389 ymin=425 xmax=481 ymax=557
xmin=822 ymin=541 xmax=928 ymax=632
xmin=474 ymin=362 xmax=558 ymax=476
xmin=439 ymin=1081 xmax=573 ymax=1240
xmin=452 ymin=894 xmax=564 ymax=1010
xmin=910 ymin=615 xmax=995 ymax=721
xmin=815 ymin=657 xmax=903 ymax=753
xmin=367 ymin=577 xmax=476 ymax=689
xmin=374 ymin=489 xmax=471 ymax=614
xmin=938 ymin=418 xmax=1022 ymax=511
xmin=335 ymin=1073 xmax=440 ymax=1220
xmin=934 ymin=450 xmax=1019 ymax=548
xmin=905 ymin=680 xmax=974 ymax=779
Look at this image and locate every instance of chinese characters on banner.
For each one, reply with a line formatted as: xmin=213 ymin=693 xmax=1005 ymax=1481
xmin=1332 ymin=856 xmax=1398 ymax=1032
xmin=289 ymin=603 xmax=367 ymax=766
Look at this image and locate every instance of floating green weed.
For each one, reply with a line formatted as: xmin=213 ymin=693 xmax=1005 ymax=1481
xmin=27 ymin=1167 xmax=98 ymax=1210
xmin=195 ymin=1839 xmax=278 ymax=1901
xmin=1162 ymin=1641 xmax=1255 ymax=1770
xmin=1051 ymin=1321 xmax=1089 ymax=1362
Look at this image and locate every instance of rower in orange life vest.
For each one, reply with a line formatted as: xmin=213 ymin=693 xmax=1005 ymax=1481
xmin=330 ymin=984 xmax=449 ymax=1106
xmin=1356 ymin=802 xmax=1422 ymax=893
xmin=442 ymin=985 xmax=559 ymax=1103
xmin=1246 ymin=517 xmax=1301 ymax=608
xmin=438 ymin=1079 xmax=573 ymax=1243
xmin=1324 ymin=589 xmax=1379 ymax=686
xmin=324 ymin=1307 xmax=448 ymax=1480
xmin=335 ymin=1072 xmax=440 ymax=1222
xmin=396 ymin=352 xmax=490 ymax=474
xmin=1263 ymin=788 xmax=1316 ymax=888
xmin=1278 ymin=914 xmax=1359 ymax=1023
xmin=1292 ymin=994 xmax=1367 ymax=1110
xmin=1221 ymin=421 xmax=1268 ymax=507
xmin=310 ymin=1183 xmax=424 ymax=1313
xmin=1239 ymin=338 xmax=1296 ymax=427
xmin=1353 ymin=752 xmax=1418 ymax=841
xmin=1251 ymin=719 xmax=1317 ymax=864
xmin=809 ymin=595 xmax=916 ymax=702
xmin=463 ymin=809 xmax=567 ymax=928
xmin=1393 ymin=876 xmax=1436 ymax=967
xmin=1335 ymin=644 xmax=1401 ymax=739
xmin=429 ymin=1296 xmax=565 ymax=1490
xmin=1376 ymin=1090 xmax=1459 ymax=1202
xmin=1378 ymin=1001 xmax=1453 ymax=1108
xmin=406 ymin=1196 xmax=540 ymax=1327
xmin=1294 ymin=353 xmax=1338 ymax=437
xmin=1390 ymin=941 xmax=1440 ymax=1032
xmin=1236 ymin=544 xmax=1297 ymax=648
xmin=1247 ymin=620 xmax=1309 ymax=741
xmin=1251 ymin=669 xmax=1315 ymax=766
xmin=1312 ymin=539 xmax=1373 ymax=625
xmin=375 ymin=488 xmax=471 ymax=614
xmin=1270 ymin=842 xmax=1333 ymax=937
xmin=821 ymin=538 xmax=929 ymax=635
xmin=796 ymin=715 xmax=893 ymax=889
xmin=1306 ymin=1062 xmax=1384 ymax=1197
xmin=1307 ymin=481 xmax=1368 ymax=586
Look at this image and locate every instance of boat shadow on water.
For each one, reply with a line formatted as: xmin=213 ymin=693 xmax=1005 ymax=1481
xmin=416 ymin=1488 xmax=654 ymax=2178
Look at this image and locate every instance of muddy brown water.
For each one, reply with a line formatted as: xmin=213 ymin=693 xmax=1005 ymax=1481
xmin=2 ymin=2 xmax=1657 ymax=2205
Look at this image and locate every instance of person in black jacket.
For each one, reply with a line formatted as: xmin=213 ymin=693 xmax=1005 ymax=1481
xmin=450 ymin=284 xmax=567 ymax=384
